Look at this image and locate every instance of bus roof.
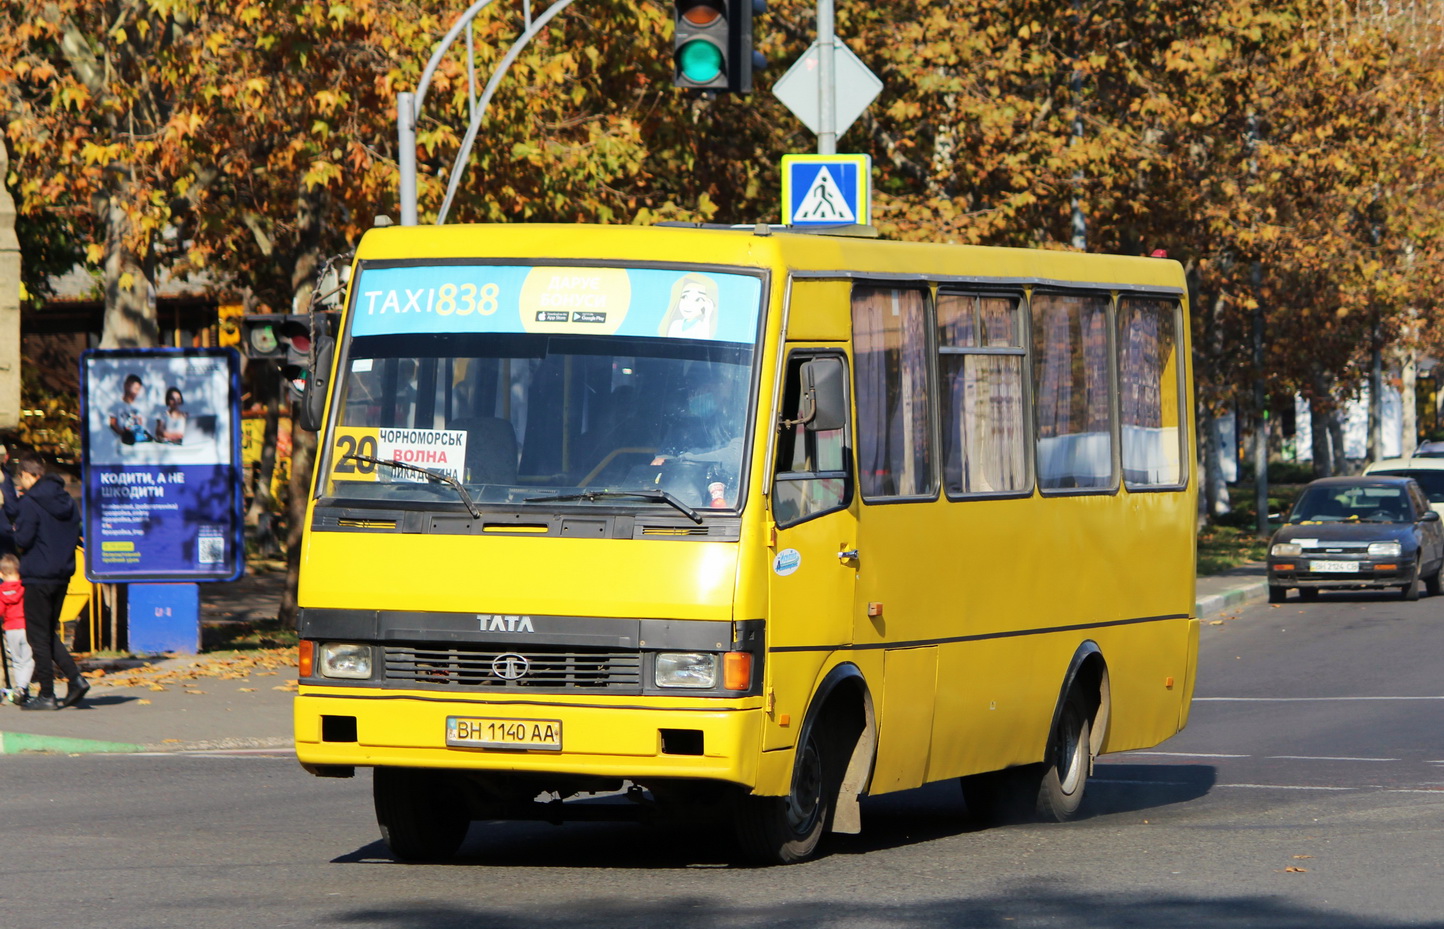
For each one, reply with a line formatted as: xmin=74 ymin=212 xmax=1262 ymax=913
xmin=353 ymin=223 xmax=1185 ymax=293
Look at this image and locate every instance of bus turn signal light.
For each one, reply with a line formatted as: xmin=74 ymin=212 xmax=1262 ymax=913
xmin=723 ymin=651 xmax=752 ymax=691
xmin=299 ymin=640 xmax=314 ymax=678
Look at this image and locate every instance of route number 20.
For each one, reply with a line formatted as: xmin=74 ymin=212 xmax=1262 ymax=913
xmin=334 ymin=434 xmax=379 ymax=474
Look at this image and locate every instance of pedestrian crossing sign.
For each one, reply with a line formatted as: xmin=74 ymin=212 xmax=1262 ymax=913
xmin=781 ymin=154 xmax=871 ymax=226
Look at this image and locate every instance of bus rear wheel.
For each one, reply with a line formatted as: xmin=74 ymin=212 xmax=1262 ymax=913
xmin=734 ymin=726 xmax=834 ymax=864
xmin=373 ymin=767 xmax=470 ymax=862
xmin=962 ymin=690 xmax=1093 ymax=825
xmin=1035 ymin=691 xmax=1092 ymax=822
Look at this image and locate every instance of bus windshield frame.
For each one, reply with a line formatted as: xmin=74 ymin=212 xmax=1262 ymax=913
xmin=316 ymin=259 xmax=768 ymax=517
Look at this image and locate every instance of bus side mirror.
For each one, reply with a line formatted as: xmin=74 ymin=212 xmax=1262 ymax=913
xmin=298 ymin=335 xmax=335 ymax=433
xmin=801 ymin=358 xmax=846 ymax=432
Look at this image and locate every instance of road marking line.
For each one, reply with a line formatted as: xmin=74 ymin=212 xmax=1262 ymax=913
xmin=1113 ymin=751 xmax=1250 ymax=758
xmin=1266 ymin=755 xmax=1399 ymax=762
xmin=1216 ymin=783 xmax=1359 ymax=791
xmin=1196 ymin=696 xmax=1444 ymax=701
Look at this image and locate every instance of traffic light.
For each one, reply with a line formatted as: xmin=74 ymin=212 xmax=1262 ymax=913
xmin=672 ymin=0 xmax=764 ymax=93
xmin=240 ymin=314 xmax=311 ymax=365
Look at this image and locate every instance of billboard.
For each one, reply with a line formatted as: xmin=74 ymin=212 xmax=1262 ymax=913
xmin=80 ymin=348 xmax=244 ymax=582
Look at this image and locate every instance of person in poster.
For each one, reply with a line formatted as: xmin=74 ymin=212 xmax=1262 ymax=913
xmin=154 ymin=387 xmax=189 ymax=444
xmin=657 ymin=273 xmax=719 ymax=339
xmin=108 ymin=373 xmax=153 ymax=445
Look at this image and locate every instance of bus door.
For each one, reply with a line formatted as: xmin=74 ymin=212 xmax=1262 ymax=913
xmin=765 ymin=350 xmax=857 ymax=751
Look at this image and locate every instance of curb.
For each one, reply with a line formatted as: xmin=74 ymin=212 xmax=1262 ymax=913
xmin=1196 ymin=580 xmax=1268 ymax=620
xmin=0 ymin=731 xmax=145 ymax=755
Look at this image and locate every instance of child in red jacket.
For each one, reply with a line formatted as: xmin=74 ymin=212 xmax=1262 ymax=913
xmin=1 ymin=553 xmax=33 ymax=705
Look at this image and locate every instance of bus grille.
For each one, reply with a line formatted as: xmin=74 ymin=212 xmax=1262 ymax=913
xmin=383 ymin=645 xmax=642 ymax=691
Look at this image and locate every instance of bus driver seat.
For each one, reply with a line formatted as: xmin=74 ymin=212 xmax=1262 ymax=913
xmin=448 ymin=416 xmax=519 ymax=485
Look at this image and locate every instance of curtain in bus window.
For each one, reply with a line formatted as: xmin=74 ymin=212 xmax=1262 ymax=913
xmin=1118 ymin=296 xmax=1183 ymax=487
xmin=853 ymin=286 xmax=933 ymax=498
xmin=1032 ymin=292 xmax=1114 ymax=490
xmin=938 ymin=293 xmax=1028 ymax=495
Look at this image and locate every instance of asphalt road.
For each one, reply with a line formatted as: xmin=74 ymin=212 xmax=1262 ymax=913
xmin=4 ymin=590 xmax=1443 ymax=929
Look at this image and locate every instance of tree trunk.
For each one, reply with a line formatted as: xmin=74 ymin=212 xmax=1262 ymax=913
xmin=279 ymin=188 xmax=327 ymax=627
xmin=244 ymin=361 xmax=282 ymax=558
xmin=281 ymin=414 xmax=315 ymax=627
xmin=1310 ymin=372 xmax=1333 ymax=477
xmin=1401 ymin=348 xmax=1417 ymax=456
xmin=98 ymin=194 xmax=159 ymax=348
xmin=1201 ymin=404 xmax=1231 ymax=521
xmin=1328 ymin=409 xmax=1347 ymax=475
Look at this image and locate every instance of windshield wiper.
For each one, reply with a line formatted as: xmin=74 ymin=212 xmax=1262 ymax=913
xmin=345 ymin=454 xmax=482 ymax=519
xmin=524 ymin=489 xmax=704 ymax=524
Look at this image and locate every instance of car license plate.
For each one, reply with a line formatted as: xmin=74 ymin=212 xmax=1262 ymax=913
xmin=1310 ymin=560 xmax=1359 ymax=573
xmin=446 ymin=716 xmax=561 ymax=751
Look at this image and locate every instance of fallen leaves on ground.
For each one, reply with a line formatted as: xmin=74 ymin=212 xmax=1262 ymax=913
xmin=81 ymin=648 xmax=298 ymax=692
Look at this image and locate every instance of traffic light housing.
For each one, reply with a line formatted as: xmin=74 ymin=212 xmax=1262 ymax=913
xmin=672 ymin=0 xmax=763 ymax=93
xmin=240 ymin=314 xmax=311 ymax=365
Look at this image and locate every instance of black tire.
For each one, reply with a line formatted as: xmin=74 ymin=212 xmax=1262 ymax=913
xmin=1036 ymin=691 xmax=1092 ymax=822
xmin=1298 ymin=587 xmax=1320 ymax=602
xmin=963 ymin=690 xmax=1094 ymax=825
xmin=1425 ymin=561 xmax=1443 ymax=597
xmin=1268 ymin=584 xmax=1287 ymax=603
xmin=373 ymin=767 xmax=470 ymax=862
xmin=734 ymin=724 xmax=835 ymax=864
xmin=1403 ymin=575 xmax=1421 ymax=601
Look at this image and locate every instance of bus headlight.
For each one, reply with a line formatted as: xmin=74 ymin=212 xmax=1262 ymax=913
xmin=1368 ymin=541 xmax=1402 ymax=557
xmin=655 ymin=652 xmax=718 ymax=689
xmin=1271 ymin=542 xmax=1302 ymax=557
xmin=319 ymin=643 xmax=373 ymax=680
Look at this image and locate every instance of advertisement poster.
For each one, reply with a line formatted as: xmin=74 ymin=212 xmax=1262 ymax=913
xmin=80 ymin=348 xmax=244 ymax=582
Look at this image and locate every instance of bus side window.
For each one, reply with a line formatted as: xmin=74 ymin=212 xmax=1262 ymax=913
xmin=773 ymin=355 xmax=851 ymax=527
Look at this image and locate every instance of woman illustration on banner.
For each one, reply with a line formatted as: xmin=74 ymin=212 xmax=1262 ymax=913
xmin=658 ymin=273 xmax=719 ymax=339
xmin=154 ymin=387 xmax=188 ymax=445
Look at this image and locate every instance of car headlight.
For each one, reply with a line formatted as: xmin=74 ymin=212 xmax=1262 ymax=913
xmin=655 ymin=652 xmax=718 ymax=689
xmin=318 ymin=643 xmax=373 ymax=680
xmin=1368 ymin=541 xmax=1403 ymax=557
xmin=1271 ymin=542 xmax=1302 ymax=557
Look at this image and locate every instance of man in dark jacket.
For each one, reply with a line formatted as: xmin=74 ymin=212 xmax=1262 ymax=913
xmin=9 ymin=452 xmax=87 ymax=711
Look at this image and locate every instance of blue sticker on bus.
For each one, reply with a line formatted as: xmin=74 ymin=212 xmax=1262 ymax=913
xmin=773 ymin=548 xmax=802 ymax=577
xmin=349 ymin=265 xmax=762 ymax=343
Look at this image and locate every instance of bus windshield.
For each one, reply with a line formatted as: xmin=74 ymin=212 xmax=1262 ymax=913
xmin=322 ymin=262 xmax=764 ymax=512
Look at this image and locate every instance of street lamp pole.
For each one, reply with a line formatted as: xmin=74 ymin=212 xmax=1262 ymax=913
xmin=397 ymin=0 xmax=580 ymax=226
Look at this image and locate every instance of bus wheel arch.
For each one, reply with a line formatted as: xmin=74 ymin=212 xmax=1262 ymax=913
xmin=960 ymin=643 xmax=1109 ymax=826
xmin=734 ymin=662 xmax=873 ymax=864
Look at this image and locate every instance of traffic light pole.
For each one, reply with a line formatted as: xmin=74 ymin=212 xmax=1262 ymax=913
xmin=398 ymin=0 xmax=582 ymax=226
xmin=816 ymin=0 xmax=836 ymax=155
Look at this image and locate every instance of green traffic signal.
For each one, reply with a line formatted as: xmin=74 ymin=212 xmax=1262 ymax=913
xmin=678 ymin=39 xmax=723 ymax=84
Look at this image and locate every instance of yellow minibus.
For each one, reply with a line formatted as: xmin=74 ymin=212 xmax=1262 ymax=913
xmin=293 ymin=222 xmax=1198 ymax=864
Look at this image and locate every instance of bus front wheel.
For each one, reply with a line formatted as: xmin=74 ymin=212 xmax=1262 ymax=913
xmin=373 ymin=767 xmax=470 ymax=862
xmin=734 ymin=726 xmax=834 ymax=864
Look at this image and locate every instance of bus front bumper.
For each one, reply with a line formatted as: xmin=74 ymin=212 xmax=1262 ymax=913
xmin=294 ymin=688 xmax=765 ymax=788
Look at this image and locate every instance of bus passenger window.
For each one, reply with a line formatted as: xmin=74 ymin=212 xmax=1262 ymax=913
xmin=938 ymin=291 xmax=1030 ymax=496
xmin=1118 ymin=297 xmax=1184 ymax=488
xmin=1032 ymin=291 xmax=1115 ymax=491
xmin=852 ymin=286 xmax=935 ymax=499
xmin=773 ymin=355 xmax=850 ymax=526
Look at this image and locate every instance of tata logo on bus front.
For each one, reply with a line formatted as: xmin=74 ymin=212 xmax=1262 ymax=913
xmin=477 ymin=614 xmax=536 ymax=633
